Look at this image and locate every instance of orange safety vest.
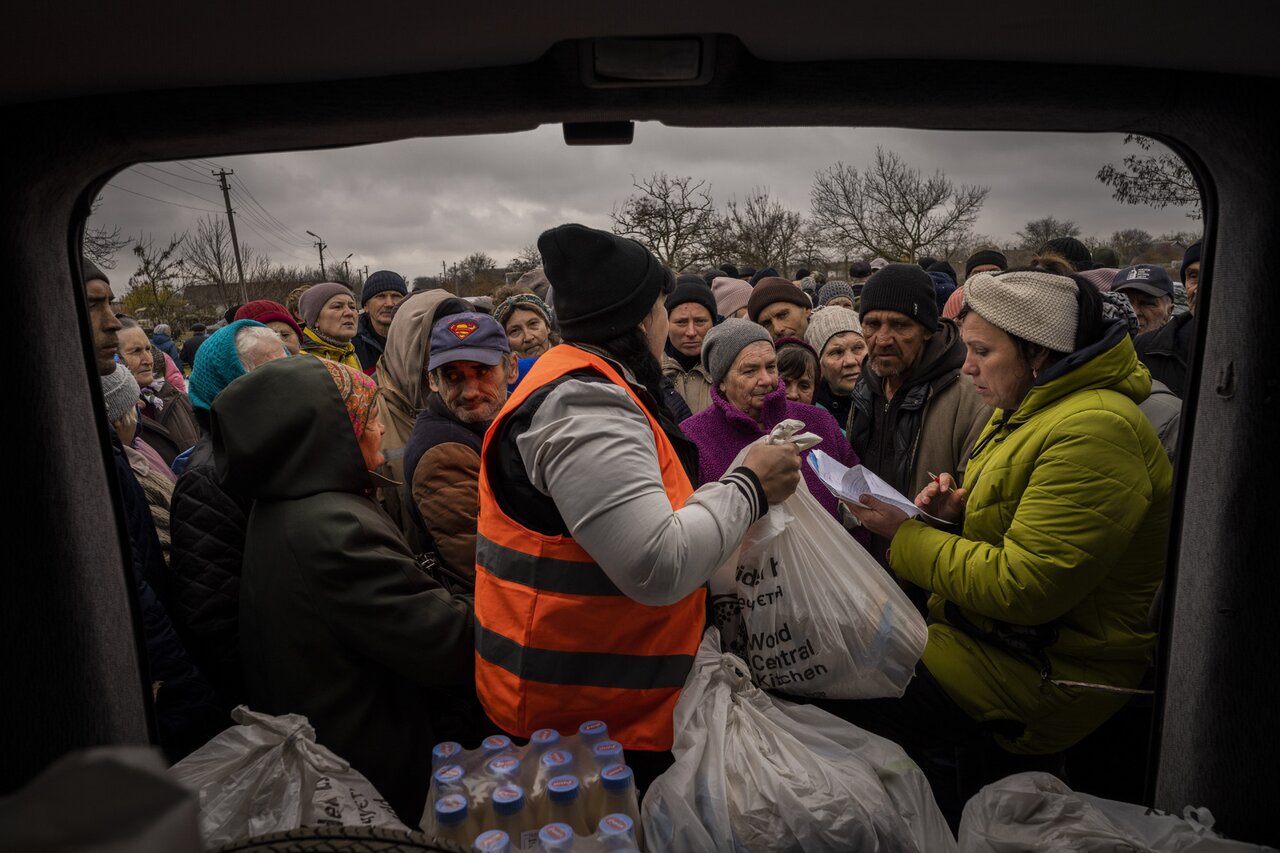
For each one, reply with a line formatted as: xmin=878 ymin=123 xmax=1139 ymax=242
xmin=474 ymin=345 xmax=704 ymax=751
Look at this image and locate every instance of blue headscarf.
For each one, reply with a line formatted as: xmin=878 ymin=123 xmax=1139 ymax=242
xmin=188 ymin=319 xmax=271 ymax=411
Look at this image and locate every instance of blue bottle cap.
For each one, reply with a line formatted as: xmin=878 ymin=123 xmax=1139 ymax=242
xmin=597 ymin=813 xmax=634 ymax=837
xmin=491 ymin=784 xmax=525 ymax=816
xmin=482 ymin=734 xmax=514 ymax=754
xmin=547 ymin=774 xmax=581 ymax=804
xmin=432 ymin=764 xmax=465 ymax=787
xmin=577 ymin=719 xmax=609 ymax=739
xmin=540 ymin=748 xmax=574 ymax=770
xmin=600 ymin=763 xmax=635 ymax=792
xmin=431 ymin=740 xmax=463 ymax=765
xmin=434 ymin=793 xmax=468 ymax=826
xmin=487 ymin=755 xmax=522 ymax=779
xmin=472 ymin=829 xmax=510 ymax=853
xmin=530 ymin=727 xmax=561 ymax=748
xmin=591 ymin=740 xmax=624 ymax=765
xmin=537 ymin=822 xmax=575 ymax=847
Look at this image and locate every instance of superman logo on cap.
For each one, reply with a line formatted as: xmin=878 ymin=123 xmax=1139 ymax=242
xmin=449 ymin=321 xmax=478 ymax=340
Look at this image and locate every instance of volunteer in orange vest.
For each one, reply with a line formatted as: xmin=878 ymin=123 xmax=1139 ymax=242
xmin=474 ymin=223 xmax=802 ymax=777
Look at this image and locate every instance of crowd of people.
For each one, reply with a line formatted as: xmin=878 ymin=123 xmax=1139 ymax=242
xmin=82 ymin=224 xmax=1195 ymax=828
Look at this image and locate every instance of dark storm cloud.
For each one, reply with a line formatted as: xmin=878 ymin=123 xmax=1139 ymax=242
xmin=92 ymin=125 xmax=1197 ymax=290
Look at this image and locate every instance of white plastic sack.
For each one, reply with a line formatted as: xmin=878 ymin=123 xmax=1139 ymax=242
xmin=169 ymin=706 xmax=407 ymax=848
xmin=708 ymin=419 xmax=928 ymax=699
xmin=958 ymin=772 xmax=1275 ymax=852
xmin=642 ymin=629 xmax=958 ymax=853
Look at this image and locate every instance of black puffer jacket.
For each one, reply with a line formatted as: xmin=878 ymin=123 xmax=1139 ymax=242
xmin=169 ymin=433 xmax=250 ymax=705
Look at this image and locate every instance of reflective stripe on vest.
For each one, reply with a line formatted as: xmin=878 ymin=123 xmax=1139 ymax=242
xmin=474 ymin=344 xmax=703 ymax=752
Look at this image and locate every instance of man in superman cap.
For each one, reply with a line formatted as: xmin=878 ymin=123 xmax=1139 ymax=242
xmin=402 ymin=311 xmax=518 ymax=581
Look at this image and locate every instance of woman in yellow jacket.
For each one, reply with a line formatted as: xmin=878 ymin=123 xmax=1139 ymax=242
xmin=846 ymin=269 xmax=1171 ymax=802
xmin=297 ymin=282 xmax=362 ymax=371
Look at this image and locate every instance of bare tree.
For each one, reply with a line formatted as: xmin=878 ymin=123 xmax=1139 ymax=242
xmin=1108 ymin=228 xmax=1155 ymax=264
xmin=611 ymin=173 xmax=717 ymax=271
xmin=508 ymin=244 xmax=542 ymax=275
xmin=810 ymin=147 xmax=989 ymax=262
xmin=1015 ymin=216 xmax=1081 ymax=250
xmin=83 ymin=198 xmax=129 ymax=269
xmin=1097 ymin=135 xmax=1201 ymax=220
xmin=1158 ymin=229 xmax=1201 ymax=248
xmin=717 ymin=188 xmax=806 ymax=271
xmin=122 ymin=233 xmax=188 ymax=326
xmin=181 ymin=215 xmax=263 ymax=305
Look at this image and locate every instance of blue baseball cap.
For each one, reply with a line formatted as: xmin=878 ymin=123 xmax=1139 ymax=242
xmin=427 ymin=311 xmax=510 ymax=371
xmin=1112 ymin=265 xmax=1174 ymax=298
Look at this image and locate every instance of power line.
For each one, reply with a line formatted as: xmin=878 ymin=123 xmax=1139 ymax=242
xmin=139 ymin=163 xmax=216 ymax=187
xmin=227 ymin=187 xmax=311 ymax=247
xmin=128 ymin=167 xmax=222 ymax=205
xmin=233 ymin=215 xmax=312 ymax=264
xmin=229 ymin=177 xmax=311 ymax=244
xmin=108 ymin=184 xmax=223 ymax=213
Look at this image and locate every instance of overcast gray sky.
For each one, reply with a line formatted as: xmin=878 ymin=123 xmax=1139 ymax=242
xmin=91 ymin=124 xmax=1199 ymax=292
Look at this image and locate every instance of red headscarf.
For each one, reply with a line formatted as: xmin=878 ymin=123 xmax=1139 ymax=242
xmin=319 ymin=359 xmax=378 ymax=440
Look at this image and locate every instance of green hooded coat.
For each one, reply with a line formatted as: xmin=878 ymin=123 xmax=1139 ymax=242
xmin=889 ymin=323 xmax=1172 ymax=754
xmin=211 ymin=356 xmax=474 ymax=821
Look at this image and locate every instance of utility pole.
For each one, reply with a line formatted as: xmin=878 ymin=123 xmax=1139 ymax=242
xmin=361 ymin=265 xmax=369 ymax=286
xmin=341 ymin=253 xmax=353 ymax=282
xmin=306 ymin=230 xmax=327 ymax=278
xmin=212 ymin=169 xmax=248 ymax=303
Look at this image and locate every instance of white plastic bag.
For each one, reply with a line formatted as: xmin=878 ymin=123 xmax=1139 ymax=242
xmin=958 ymin=772 xmax=1275 ymax=852
xmin=641 ymin=629 xmax=958 ymax=853
xmin=169 ymin=706 xmax=407 ymax=848
xmin=709 ymin=419 xmax=927 ymax=699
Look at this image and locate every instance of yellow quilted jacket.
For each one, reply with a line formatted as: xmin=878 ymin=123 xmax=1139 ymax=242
xmin=890 ymin=325 xmax=1172 ymax=754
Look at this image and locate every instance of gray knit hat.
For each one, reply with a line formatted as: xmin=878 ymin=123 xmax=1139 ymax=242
xmin=817 ymin=280 xmax=856 ymax=307
xmin=297 ymin=282 xmax=355 ymax=328
xmin=102 ymin=363 xmax=140 ymax=425
xmin=805 ymin=306 xmax=862 ymax=356
xmin=701 ymin=318 xmax=773 ymax=386
xmin=964 ymin=271 xmax=1079 ymax=353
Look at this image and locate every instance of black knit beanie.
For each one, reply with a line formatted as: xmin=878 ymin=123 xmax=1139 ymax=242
xmin=718 ymin=263 xmax=739 ymax=278
xmin=1041 ymin=237 xmax=1094 ymax=272
xmin=538 ymin=223 xmax=673 ymax=343
xmin=858 ymin=263 xmax=939 ymax=331
xmin=964 ymin=249 xmax=1008 ymax=279
xmin=926 ymin=260 xmax=958 ymax=283
xmin=1181 ymin=241 xmax=1202 ymax=284
xmin=917 ymin=256 xmax=938 ymax=270
xmin=665 ymin=281 xmax=717 ymax=320
xmin=848 ymin=260 xmax=873 ymax=279
xmin=362 ymin=269 xmax=407 ymax=306
xmin=750 ymin=267 xmax=778 ymax=287
xmin=81 ymin=256 xmax=109 ymax=285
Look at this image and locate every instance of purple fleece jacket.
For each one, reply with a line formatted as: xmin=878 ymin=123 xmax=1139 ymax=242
xmin=681 ymin=380 xmax=862 ymax=523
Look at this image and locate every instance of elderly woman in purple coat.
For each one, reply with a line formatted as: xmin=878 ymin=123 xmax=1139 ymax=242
xmin=681 ymin=319 xmax=864 ymax=530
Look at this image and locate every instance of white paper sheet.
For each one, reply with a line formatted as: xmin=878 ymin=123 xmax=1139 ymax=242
xmin=806 ymin=449 xmax=946 ymax=523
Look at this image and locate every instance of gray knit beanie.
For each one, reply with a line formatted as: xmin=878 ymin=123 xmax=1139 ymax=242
xmin=701 ymin=318 xmax=773 ymax=386
xmin=805 ymin=306 xmax=862 ymax=356
xmin=964 ymin=271 xmax=1079 ymax=353
xmin=817 ymin=280 xmax=856 ymax=307
xmin=102 ymin=363 xmax=140 ymax=425
xmin=297 ymin=282 xmax=354 ymax=328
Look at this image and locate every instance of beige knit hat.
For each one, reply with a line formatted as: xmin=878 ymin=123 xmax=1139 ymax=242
xmin=804 ymin=306 xmax=862 ymax=356
xmin=964 ymin=271 xmax=1079 ymax=353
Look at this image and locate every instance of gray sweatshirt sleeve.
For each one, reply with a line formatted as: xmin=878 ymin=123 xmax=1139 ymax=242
xmin=516 ymin=379 xmax=763 ymax=607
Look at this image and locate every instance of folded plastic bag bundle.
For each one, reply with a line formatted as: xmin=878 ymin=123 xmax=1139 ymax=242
xmin=642 ymin=629 xmax=957 ymax=853
xmin=709 ymin=419 xmax=927 ymax=700
xmin=958 ymin=772 xmax=1275 ymax=852
xmin=169 ymin=705 xmax=407 ymax=848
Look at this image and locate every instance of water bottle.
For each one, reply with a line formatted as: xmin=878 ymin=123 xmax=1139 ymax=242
xmin=432 ymin=764 xmax=468 ymax=798
xmin=545 ymin=775 xmax=590 ymax=837
xmin=529 ymin=727 xmax=561 ymax=754
xmin=488 ymin=755 xmax=523 ymax=785
xmin=433 ymin=794 xmax=473 ymax=846
xmin=537 ymin=822 xmax=576 ymax=851
xmin=595 ymin=813 xmax=638 ymax=849
xmin=491 ymin=784 xmax=538 ymax=851
xmin=576 ymin=720 xmax=609 ymax=752
xmin=473 ymin=829 xmax=511 ymax=853
xmin=581 ymin=739 xmax=623 ymax=815
xmin=432 ymin=740 xmax=464 ymax=769
xmin=537 ymin=748 xmax=576 ymax=793
xmin=590 ymin=740 xmax=624 ymax=770
xmin=482 ymin=734 xmax=515 ymax=757
xmin=599 ymin=765 xmax=642 ymax=847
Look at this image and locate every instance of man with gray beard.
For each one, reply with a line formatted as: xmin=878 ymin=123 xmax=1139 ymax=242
xmin=403 ymin=312 xmax=518 ymax=582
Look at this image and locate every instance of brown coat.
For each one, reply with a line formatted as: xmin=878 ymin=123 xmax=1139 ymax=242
xmin=411 ymin=441 xmax=480 ymax=582
xmin=661 ymin=353 xmax=714 ymax=415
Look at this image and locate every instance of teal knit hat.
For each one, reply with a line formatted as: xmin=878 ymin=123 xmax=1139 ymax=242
xmin=188 ymin=319 xmax=269 ymax=411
